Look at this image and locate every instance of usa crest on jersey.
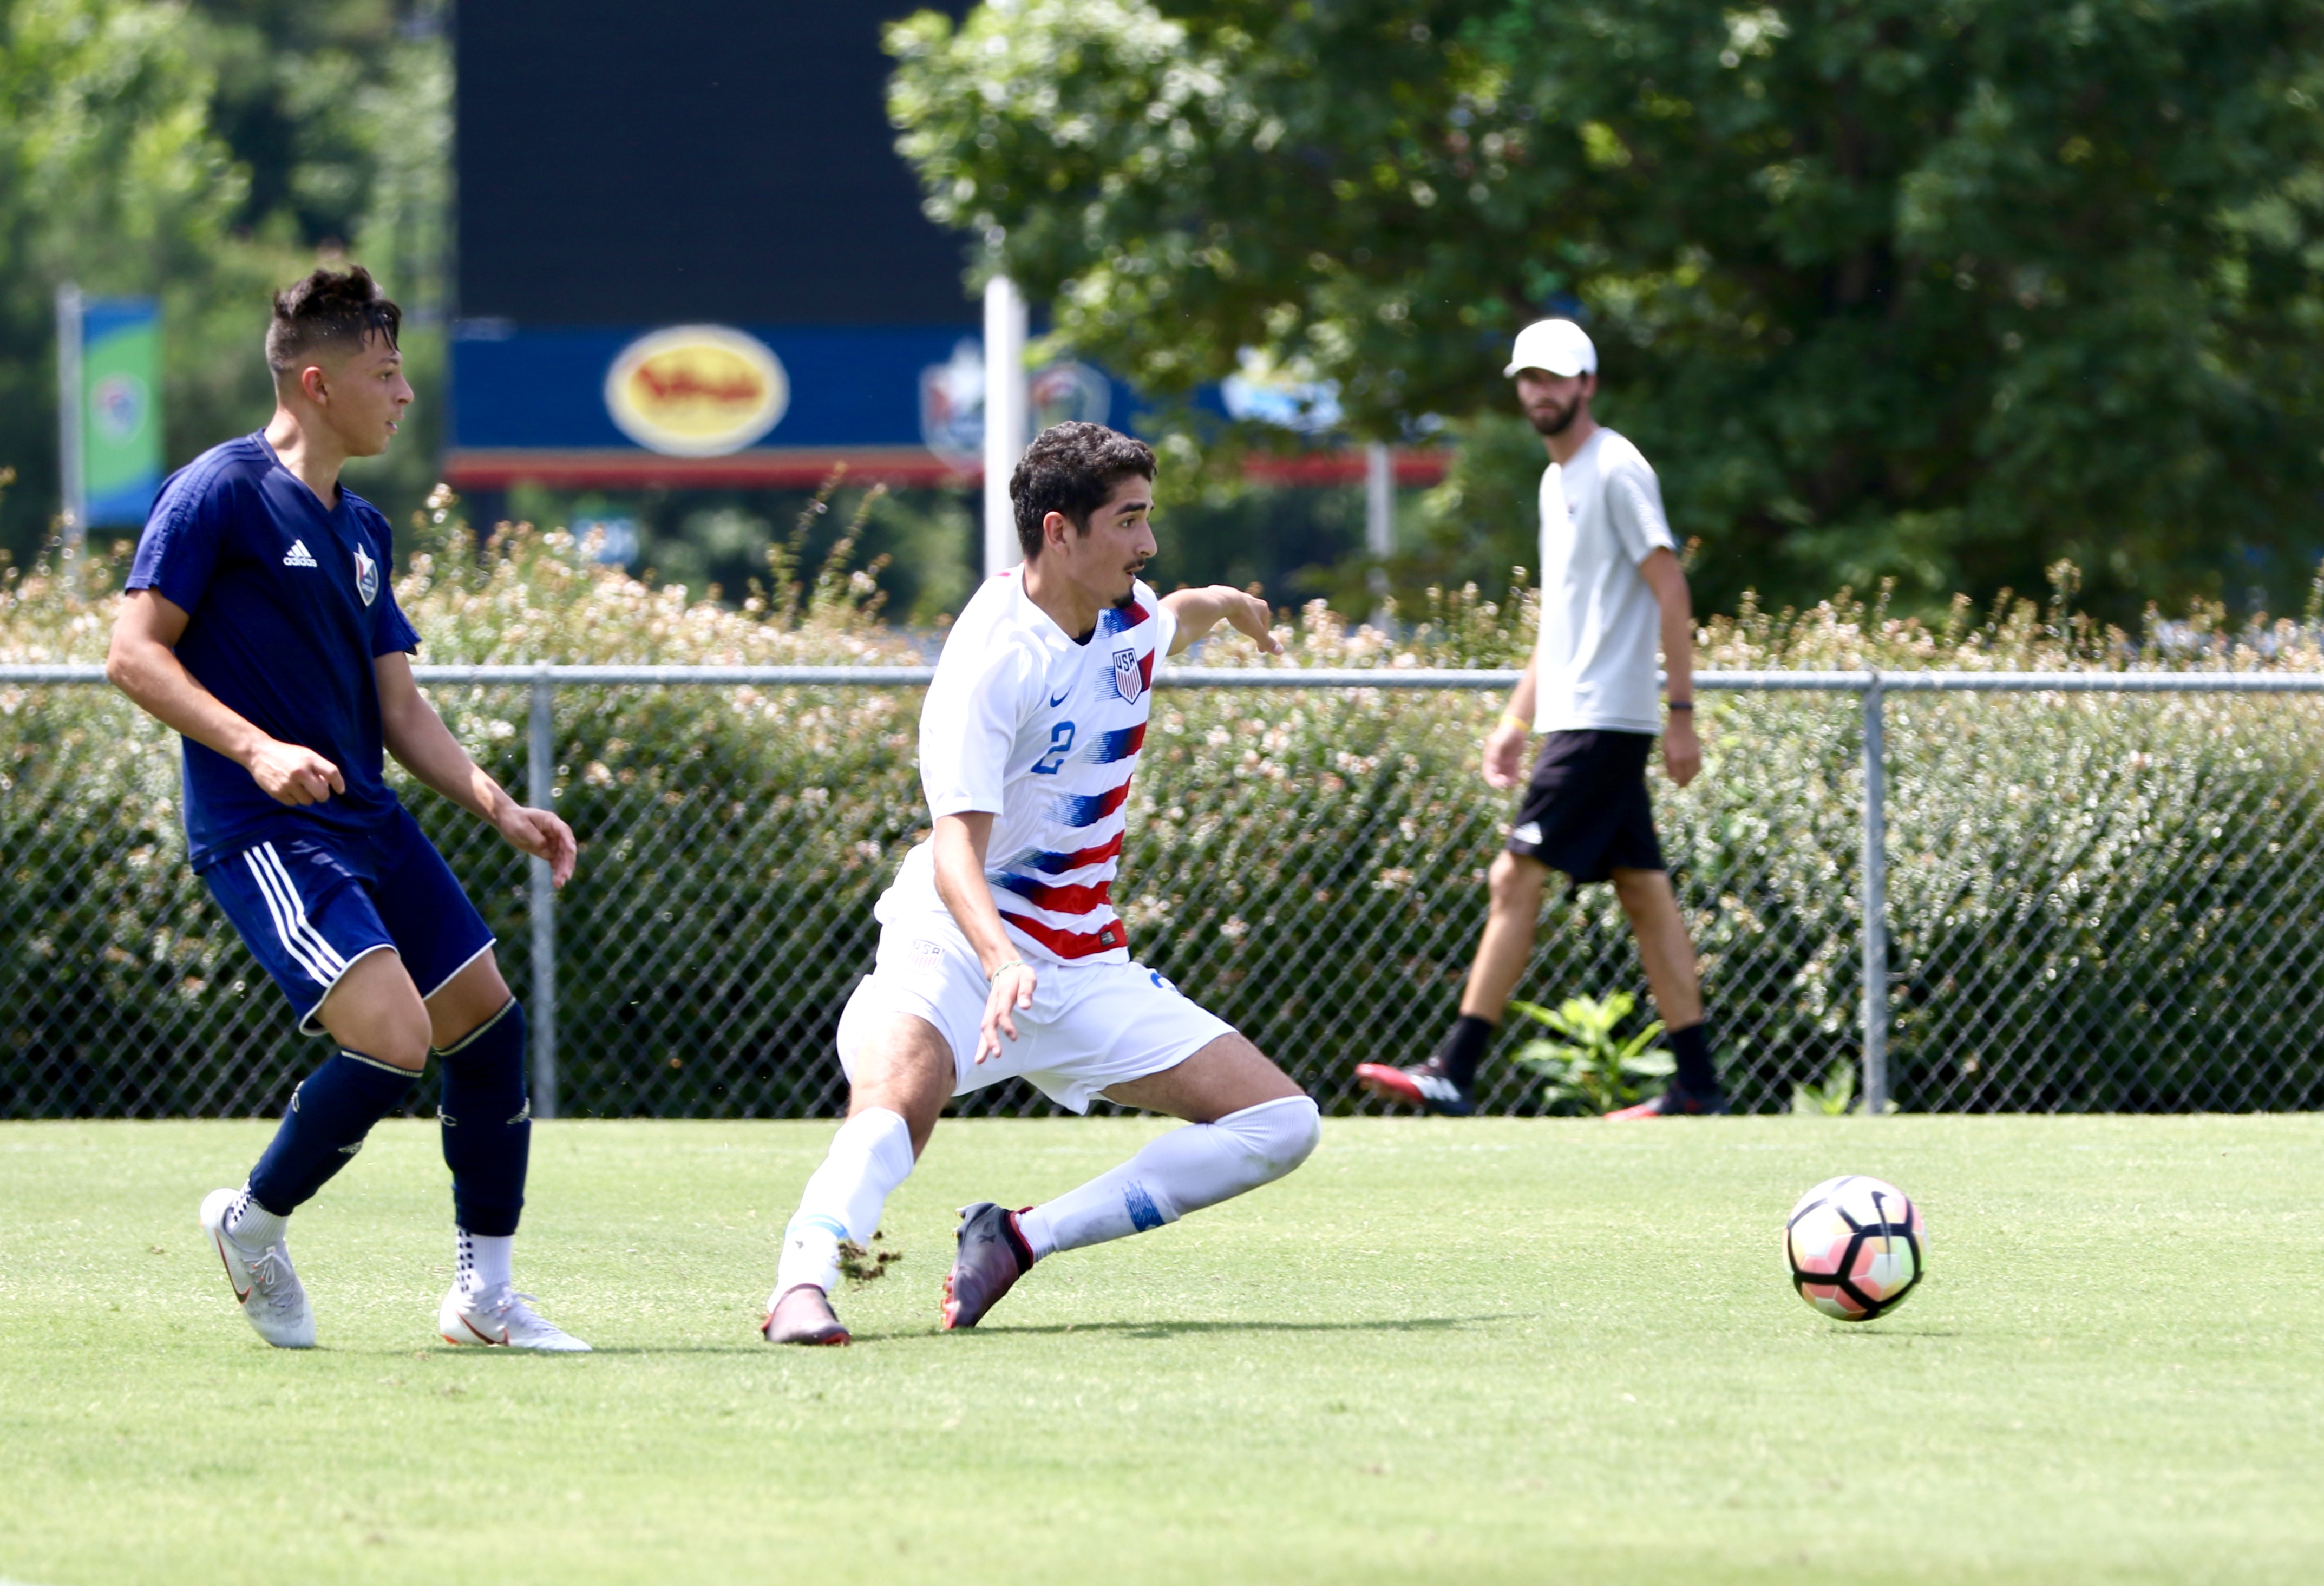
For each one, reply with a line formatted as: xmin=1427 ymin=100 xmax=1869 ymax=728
xmin=1111 ymin=646 xmax=1143 ymax=704
xmin=352 ymin=542 xmax=379 ymax=606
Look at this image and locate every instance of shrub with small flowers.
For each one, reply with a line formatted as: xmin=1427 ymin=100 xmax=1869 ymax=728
xmin=5 ymin=508 xmax=2323 ymax=1117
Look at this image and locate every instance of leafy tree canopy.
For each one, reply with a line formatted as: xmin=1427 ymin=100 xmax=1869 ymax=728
xmin=0 ymin=0 xmax=445 ymax=569
xmin=890 ymin=0 xmax=2324 ymax=620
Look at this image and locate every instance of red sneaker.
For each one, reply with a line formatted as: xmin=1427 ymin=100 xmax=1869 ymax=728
xmin=1354 ymin=1058 xmax=1476 ymax=1116
xmin=1606 ymin=1084 xmax=1729 ymax=1120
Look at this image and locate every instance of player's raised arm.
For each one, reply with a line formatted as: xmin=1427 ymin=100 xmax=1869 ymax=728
xmin=1159 ymin=585 xmax=1282 ymax=657
xmin=373 ymin=652 xmax=575 ymax=887
xmin=107 ymin=588 xmax=345 ymax=805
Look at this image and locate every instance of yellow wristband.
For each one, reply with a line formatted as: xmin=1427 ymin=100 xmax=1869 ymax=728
xmin=1497 ymin=711 xmax=1530 ymax=733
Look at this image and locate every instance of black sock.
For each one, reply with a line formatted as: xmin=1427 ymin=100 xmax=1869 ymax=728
xmin=1667 ymin=1021 xmax=1719 ymax=1095
xmin=247 ymin=1049 xmax=416 ymax=1215
xmin=1433 ymin=1014 xmax=1497 ymax=1088
xmin=438 ymin=999 xmax=531 ymax=1238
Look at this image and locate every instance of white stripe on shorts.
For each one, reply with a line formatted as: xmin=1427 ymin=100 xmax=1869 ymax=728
xmin=258 ymin=843 xmax=349 ymax=980
xmin=242 ymin=848 xmax=333 ymax=984
xmin=243 ymin=843 xmax=347 ymax=986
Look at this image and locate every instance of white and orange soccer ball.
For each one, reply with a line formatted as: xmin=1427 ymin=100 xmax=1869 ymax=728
xmin=1784 ymin=1175 xmax=1926 ymax=1321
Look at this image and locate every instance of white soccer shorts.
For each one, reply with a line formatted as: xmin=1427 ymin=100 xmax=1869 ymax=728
xmin=836 ymin=915 xmax=1237 ymax=1112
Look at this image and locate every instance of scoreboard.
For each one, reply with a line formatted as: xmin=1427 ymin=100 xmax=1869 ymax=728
xmin=448 ymin=1 xmax=980 ymax=488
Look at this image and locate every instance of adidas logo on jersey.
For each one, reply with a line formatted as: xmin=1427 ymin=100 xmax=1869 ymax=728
xmin=282 ymin=539 xmax=318 ymax=568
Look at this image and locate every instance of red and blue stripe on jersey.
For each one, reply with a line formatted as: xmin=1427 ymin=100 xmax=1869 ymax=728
xmin=989 ymin=597 xmax=1161 ymax=961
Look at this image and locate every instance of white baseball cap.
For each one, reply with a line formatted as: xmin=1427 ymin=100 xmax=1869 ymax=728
xmin=1504 ymin=318 xmax=1597 ymax=378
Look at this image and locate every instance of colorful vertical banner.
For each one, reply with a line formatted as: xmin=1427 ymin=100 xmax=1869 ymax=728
xmin=73 ymin=297 xmax=164 ymax=527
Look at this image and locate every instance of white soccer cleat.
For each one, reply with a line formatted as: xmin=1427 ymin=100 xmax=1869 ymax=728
xmin=199 ymin=1187 xmax=316 ymax=1349
xmin=437 ymin=1283 xmax=592 ymax=1352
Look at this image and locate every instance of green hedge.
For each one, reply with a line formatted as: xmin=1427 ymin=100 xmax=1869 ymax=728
xmin=6 ymin=525 xmax=2322 ymax=1116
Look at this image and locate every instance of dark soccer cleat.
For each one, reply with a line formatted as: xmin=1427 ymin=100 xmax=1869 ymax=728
xmin=762 ymin=1283 xmax=850 ymax=1346
xmin=1605 ymin=1082 xmax=1730 ymax=1121
xmin=940 ymin=1202 xmax=1035 ymax=1331
xmin=1354 ymin=1057 xmax=1476 ymax=1117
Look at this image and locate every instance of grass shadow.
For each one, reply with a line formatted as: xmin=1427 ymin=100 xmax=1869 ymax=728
xmin=893 ymin=1313 xmax=1524 ymax=1342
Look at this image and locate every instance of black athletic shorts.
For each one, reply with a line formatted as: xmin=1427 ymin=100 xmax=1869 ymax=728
xmin=1503 ymin=729 xmax=1666 ymax=884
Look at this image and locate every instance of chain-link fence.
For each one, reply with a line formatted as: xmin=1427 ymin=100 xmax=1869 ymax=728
xmin=6 ymin=664 xmax=2322 ymax=1119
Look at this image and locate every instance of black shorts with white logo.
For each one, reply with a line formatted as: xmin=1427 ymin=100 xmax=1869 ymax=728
xmin=1504 ymin=729 xmax=1666 ymax=883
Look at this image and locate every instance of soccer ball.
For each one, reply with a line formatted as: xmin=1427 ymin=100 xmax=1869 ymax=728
xmin=1784 ymin=1175 xmax=1925 ymax=1322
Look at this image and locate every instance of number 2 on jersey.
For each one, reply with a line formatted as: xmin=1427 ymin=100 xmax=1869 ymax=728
xmin=1031 ymin=720 xmax=1076 ymax=775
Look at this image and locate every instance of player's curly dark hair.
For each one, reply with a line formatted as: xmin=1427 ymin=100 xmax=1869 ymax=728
xmin=1009 ymin=421 xmax=1156 ymax=559
xmin=265 ymin=266 xmax=401 ymax=377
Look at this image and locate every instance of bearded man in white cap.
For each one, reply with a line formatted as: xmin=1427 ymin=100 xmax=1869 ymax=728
xmin=1356 ymin=318 xmax=1727 ymax=1119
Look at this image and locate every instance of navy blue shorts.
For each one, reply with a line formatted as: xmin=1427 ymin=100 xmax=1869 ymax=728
xmin=1504 ymin=729 xmax=1666 ymax=884
xmin=200 ymin=804 xmax=496 ymax=1034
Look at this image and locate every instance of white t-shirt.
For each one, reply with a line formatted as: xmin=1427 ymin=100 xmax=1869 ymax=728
xmin=1531 ymin=428 xmax=1677 ymax=735
xmin=879 ymin=571 xmax=1177 ymax=965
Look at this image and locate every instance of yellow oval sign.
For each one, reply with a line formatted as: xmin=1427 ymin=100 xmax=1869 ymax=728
xmin=604 ymin=326 xmax=788 ymax=456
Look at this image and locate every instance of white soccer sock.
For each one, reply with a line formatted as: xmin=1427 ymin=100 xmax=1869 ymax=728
xmin=457 ymin=1229 xmax=515 ymax=1295
xmin=1018 ymin=1095 xmax=1320 ymax=1259
xmin=225 ymin=1187 xmax=286 ymax=1250
xmin=774 ymin=1107 xmax=917 ymax=1295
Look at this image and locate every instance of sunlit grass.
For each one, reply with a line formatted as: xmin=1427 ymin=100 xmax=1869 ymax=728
xmin=2 ymin=1116 xmax=2319 ymax=1584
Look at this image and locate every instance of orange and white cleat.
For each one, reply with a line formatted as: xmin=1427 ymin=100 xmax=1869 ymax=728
xmin=438 ymin=1283 xmax=590 ymax=1351
xmin=199 ymin=1187 xmax=316 ymax=1349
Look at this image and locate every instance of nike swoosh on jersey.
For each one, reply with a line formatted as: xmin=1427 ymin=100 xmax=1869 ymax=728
xmin=1049 ymin=687 xmax=1072 ymax=706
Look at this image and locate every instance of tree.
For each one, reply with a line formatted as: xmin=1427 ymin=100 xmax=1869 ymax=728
xmin=889 ymin=0 xmax=2324 ymax=620
xmin=0 ymin=0 xmax=274 ymax=566
xmin=0 ymin=0 xmax=449 ymax=571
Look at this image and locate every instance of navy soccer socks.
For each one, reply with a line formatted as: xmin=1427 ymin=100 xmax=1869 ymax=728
xmin=437 ymin=999 xmax=531 ymax=1241
xmin=1435 ymin=1014 xmax=1497 ymax=1089
xmin=1666 ymin=1020 xmax=1719 ymax=1095
xmin=246 ymin=1048 xmax=417 ymax=1216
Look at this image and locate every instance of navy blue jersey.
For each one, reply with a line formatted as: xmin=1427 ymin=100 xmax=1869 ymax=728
xmin=127 ymin=434 xmax=421 ymax=869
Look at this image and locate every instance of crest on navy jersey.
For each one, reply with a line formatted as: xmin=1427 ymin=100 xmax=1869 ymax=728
xmin=1111 ymin=646 xmax=1143 ymax=704
xmin=352 ymin=542 xmax=379 ymax=606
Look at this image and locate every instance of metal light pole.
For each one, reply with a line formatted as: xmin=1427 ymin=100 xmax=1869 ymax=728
xmin=1364 ymin=441 xmax=1394 ymax=620
xmin=527 ymin=671 xmax=560 ymax=1120
xmin=55 ymin=284 xmax=86 ymax=592
xmin=981 ymin=274 xmax=1029 ymax=579
xmin=1860 ymin=676 xmax=1890 ymax=1115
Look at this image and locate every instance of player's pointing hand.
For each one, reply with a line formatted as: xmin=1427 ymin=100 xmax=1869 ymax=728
xmin=1220 ymin=588 xmax=1282 ymax=655
xmin=977 ymin=961 xmax=1037 ymax=1064
xmin=497 ymin=804 xmax=579 ymax=887
xmin=248 ymin=739 xmax=345 ymax=806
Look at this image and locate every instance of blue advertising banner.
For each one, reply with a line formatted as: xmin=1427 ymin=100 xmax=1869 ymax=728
xmin=444 ymin=320 xmax=1425 ymax=492
xmin=448 ymin=322 xmax=1102 ymax=488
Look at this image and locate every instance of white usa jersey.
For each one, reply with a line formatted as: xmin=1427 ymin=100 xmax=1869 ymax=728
xmin=878 ymin=572 xmax=1177 ymax=965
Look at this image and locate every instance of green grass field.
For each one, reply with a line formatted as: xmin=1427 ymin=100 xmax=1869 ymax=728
xmin=3 ymin=1116 xmax=2319 ymax=1584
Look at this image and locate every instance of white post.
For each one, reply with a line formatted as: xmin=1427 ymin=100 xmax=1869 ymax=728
xmin=1364 ymin=441 xmax=1394 ymax=617
xmin=527 ymin=672 xmax=560 ymax=1121
xmin=982 ymin=274 xmax=1028 ymax=578
xmin=55 ymin=284 xmax=85 ymax=591
xmin=1861 ymin=676 xmax=1889 ymax=1115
